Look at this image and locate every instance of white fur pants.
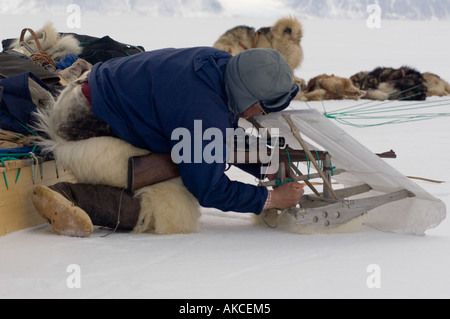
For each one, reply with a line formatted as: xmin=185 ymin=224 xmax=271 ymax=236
xmin=35 ymin=72 xmax=201 ymax=234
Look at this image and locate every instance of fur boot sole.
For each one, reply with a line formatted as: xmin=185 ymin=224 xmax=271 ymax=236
xmin=32 ymin=185 xmax=94 ymax=237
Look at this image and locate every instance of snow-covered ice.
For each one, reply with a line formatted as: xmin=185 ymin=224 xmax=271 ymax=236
xmin=1 ymin=12 xmax=450 ymax=299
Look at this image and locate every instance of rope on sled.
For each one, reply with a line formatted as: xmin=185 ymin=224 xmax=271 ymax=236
xmin=0 ymin=145 xmax=40 ymax=189
xmin=319 ymin=84 xmax=450 ymax=128
xmin=1 ymin=156 xmax=19 ymax=189
xmin=19 ymin=28 xmax=57 ymax=70
xmin=275 ymin=148 xmax=335 ymax=187
xmin=0 ymin=109 xmax=39 ymax=137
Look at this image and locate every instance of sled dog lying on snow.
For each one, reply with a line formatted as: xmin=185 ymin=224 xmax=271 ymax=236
xmin=350 ymin=66 xmax=428 ymax=101
xmin=213 ymin=16 xmax=305 ymax=90
xmin=303 ymin=74 xmax=366 ymax=101
xmin=422 ymin=72 xmax=450 ymax=97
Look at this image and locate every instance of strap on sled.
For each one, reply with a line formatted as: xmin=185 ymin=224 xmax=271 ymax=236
xmin=19 ymin=28 xmax=57 ymax=71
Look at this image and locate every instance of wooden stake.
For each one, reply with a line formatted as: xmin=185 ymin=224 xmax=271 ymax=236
xmin=290 ymin=163 xmax=321 ymax=196
xmin=407 ymin=176 xmax=445 ymax=184
xmin=283 ymin=114 xmax=339 ymax=200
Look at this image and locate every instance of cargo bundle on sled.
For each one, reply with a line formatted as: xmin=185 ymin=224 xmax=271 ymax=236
xmin=0 ymin=24 xmax=145 ymax=236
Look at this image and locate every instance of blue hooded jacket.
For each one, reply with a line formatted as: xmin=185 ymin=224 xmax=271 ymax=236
xmin=89 ymin=47 xmax=268 ymax=214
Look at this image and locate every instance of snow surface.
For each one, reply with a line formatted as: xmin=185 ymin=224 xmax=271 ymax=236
xmin=1 ymin=12 xmax=450 ymax=299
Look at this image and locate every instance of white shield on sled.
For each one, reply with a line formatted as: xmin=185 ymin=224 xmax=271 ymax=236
xmin=254 ymin=109 xmax=446 ymax=235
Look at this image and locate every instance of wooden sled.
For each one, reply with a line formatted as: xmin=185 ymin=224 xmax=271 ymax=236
xmin=245 ymin=110 xmax=446 ymax=235
xmin=0 ymin=156 xmax=75 ymax=236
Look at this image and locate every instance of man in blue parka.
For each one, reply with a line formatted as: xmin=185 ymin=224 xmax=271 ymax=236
xmin=32 ymin=47 xmax=305 ymax=237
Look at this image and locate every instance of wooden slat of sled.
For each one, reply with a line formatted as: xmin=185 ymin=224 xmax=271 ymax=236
xmin=0 ymin=157 xmax=45 ymax=172
xmin=0 ymin=160 xmax=75 ymax=237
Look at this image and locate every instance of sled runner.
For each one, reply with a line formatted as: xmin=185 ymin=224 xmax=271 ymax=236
xmin=251 ymin=109 xmax=446 ymax=235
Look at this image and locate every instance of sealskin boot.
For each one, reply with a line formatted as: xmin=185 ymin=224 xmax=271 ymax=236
xmin=33 ymin=185 xmax=94 ymax=237
xmin=32 ymin=182 xmax=141 ymax=237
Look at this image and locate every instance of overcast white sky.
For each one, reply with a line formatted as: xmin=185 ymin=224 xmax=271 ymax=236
xmin=220 ymin=0 xmax=290 ymax=18
xmin=0 ymin=0 xmax=292 ymax=18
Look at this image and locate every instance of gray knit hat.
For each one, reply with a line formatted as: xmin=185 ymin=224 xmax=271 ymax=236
xmin=225 ymin=48 xmax=299 ymax=115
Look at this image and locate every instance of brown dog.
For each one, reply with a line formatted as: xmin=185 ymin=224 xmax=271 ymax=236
xmin=213 ymin=16 xmax=305 ymax=89
xmin=423 ymin=72 xmax=450 ymax=97
xmin=303 ymin=74 xmax=366 ymax=101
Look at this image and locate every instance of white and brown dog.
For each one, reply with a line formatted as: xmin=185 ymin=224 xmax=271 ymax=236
xmin=303 ymin=74 xmax=366 ymax=101
xmin=423 ymin=72 xmax=450 ymax=97
xmin=214 ymin=16 xmax=305 ymax=90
